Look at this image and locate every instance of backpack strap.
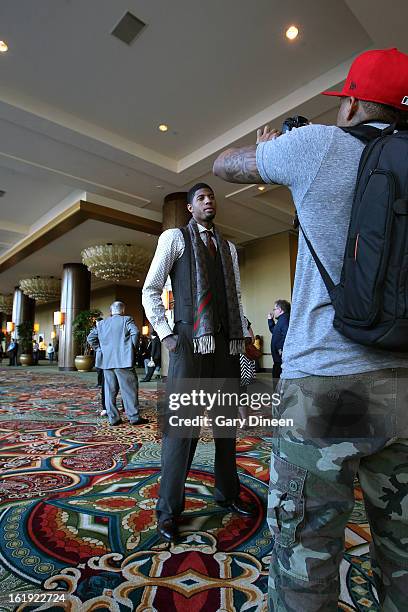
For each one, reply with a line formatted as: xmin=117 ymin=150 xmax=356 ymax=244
xmin=340 ymin=124 xmax=383 ymax=143
xmin=298 ymin=225 xmax=335 ymax=293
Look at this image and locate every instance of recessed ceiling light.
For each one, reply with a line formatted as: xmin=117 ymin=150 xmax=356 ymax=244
xmin=158 ymin=124 xmax=169 ymax=132
xmin=136 ymin=279 xmax=140 ymax=282
xmin=0 ymin=41 xmax=9 ymax=53
xmin=285 ymin=25 xmax=299 ymax=40
xmin=257 ymin=186 xmax=266 ymax=191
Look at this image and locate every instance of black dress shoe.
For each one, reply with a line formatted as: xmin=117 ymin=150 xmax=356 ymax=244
xmin=129 ymin=417 xmax=149 ymax=425
xmin=157 ymin=519 xmax=179 ymax=542
xmin=217 ymin=500 xmax=255 ymax=516
xmin=110 ymin=419 xmax=123 ymax=426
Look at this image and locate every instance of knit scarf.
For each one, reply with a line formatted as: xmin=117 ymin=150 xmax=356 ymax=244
xmin=187 ymin=217 xmax=245 ymax=355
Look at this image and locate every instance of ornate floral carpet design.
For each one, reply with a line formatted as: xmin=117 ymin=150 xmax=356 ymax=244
xmin=0 ymin=369 xmax=378 ymax=611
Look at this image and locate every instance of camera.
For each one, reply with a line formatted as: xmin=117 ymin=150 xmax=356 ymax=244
xmin=281 ymin=115 xmax=309 ymax=134
xmin=281 ymin=116 xmax=309 ymax=228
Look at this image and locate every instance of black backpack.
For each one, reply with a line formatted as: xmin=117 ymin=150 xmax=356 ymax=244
xmin=300 ymin=123 xmax=408 ymax=351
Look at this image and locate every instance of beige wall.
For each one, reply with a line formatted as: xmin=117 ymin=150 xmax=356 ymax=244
xmin=115 ymin=286 xmax=143 ymax=330
xmin=240 ymin=231 xmax=293 ymax=369
xmin=90 ymin=286 xmax=117 ymax=317
xmin=90 ymin=285 xmax=143 ymax=329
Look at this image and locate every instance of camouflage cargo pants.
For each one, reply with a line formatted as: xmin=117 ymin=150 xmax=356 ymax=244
xmin=268 ymin=368 xmax=408 ymax=611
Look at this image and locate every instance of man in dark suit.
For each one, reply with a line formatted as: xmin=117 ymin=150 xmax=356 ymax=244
xmin=140 ymin=331 xmax=161 ymax=382
xmin=7 ymin=339 xmax=18 ymax=366
xmin=268 ymin=299 xmax=290 ymax=381
xmin=87 ymin=301 xmax=148 ymax=426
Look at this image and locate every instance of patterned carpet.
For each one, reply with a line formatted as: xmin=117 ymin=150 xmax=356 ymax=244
xmin=0 ymin=368 xmax=378 ymax=611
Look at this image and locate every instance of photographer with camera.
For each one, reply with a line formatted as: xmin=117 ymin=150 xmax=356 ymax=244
xmin=214 ymin=48 xmax=408 ymax=611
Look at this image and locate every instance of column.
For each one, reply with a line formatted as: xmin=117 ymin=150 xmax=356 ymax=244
xmin=162 ymin=192 xmax=190 ymax=231
xmin=59 ymin=263 xmax=91 ymax=371
xmin=0 ymin=312 xmax=7 ymax=356
xmin=12 ymin=287 xmax=35 ymax=360
xmin=12 ymin=287 xmax=35 ymax=330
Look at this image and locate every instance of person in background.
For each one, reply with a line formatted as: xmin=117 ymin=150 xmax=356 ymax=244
xmin=140 ymin=331 xmax=161 ymax=382
xmin=32 ymin=341 xmax=39 ymax=365
xmin=93 ymin=317 xmax=108 ymax=417
xmin=46 ymin=343 xmax=55 ymax=363
xmin=87 ymin=301 xmax=147 ymax=427
xmin=253 ymin=334 xmax=262 ymax=372
xmin=267 ymin=300 xmax=290 ymax=381
xmin=136 ymin=335 xmax=148 ymax=369
xmin=239 ymin=317 xmax=256 ymax=388
xmin=238 ymin=317 xmax=256 ymax=426
xmin=7 ymin=338 xmax=18 ymax=366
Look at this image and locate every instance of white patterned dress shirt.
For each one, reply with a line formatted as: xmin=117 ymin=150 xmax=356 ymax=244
xmin=142 ymin=224 xmax=249 ymax=341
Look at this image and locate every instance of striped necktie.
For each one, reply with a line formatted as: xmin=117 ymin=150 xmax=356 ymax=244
xmin=204 ymin=230 xmax=216 ymax=258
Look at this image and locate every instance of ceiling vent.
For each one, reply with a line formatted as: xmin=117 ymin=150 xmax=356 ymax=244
xmin=0 ymin=190 xmax=6 ymax=197
xmin=111 ymin=11 xmax=146 ymax=45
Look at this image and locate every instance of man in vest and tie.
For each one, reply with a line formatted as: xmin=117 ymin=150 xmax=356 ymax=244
xmin=143 ymin=183 xmax=253 ymax=542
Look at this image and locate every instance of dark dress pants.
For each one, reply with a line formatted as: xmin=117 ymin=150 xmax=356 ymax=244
xmin=97 ymin=368 xmax=107 ymax=411
xmin=142 ymin=365 xmax=156 ymax=382
xmin=272 ymin=362 xmax=282 ymax=380
xmin=157 ymin=322 xmax=241 ymax=521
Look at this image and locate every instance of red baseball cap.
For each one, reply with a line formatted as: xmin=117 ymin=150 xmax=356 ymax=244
xmin=323 ymin=47 xmax=408 ymax=111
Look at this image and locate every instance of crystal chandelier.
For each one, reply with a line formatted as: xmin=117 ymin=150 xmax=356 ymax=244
xmin=81 ymin=243 xmax=151 ymax=282
xmin=0 ymin=293 xmax=13 ymax=314
xmin=19 ymin=276 xmax=61 ymax=304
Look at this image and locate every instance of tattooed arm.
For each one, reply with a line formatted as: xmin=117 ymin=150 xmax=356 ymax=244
xmin=213 ymin=125 xmax=281 ymax=183
xmin=213 ymin=146 xmax=262 ymax=183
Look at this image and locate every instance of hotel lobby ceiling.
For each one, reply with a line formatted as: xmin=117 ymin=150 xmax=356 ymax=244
xmin=0 ymin=0 xmax=407 ymax=287
xmin=0 ymin=220 xmax=158 ymax=293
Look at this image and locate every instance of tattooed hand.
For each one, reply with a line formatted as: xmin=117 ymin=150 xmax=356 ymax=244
xmin=256 ymin=124 xmax=282 ymax=143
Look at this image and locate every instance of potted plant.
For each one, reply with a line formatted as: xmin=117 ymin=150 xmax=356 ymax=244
xmin=16 ymin=321 xmax=34 ymax=366
xmin=72 ymin=309 xmax=102 ymax=371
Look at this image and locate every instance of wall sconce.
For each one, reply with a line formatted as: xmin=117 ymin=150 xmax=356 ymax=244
xmin=142 ymin=325 xmax=149 ymax=335
xmin=51 ymin=330 xmax=56 ymax=339
xmin=53 ymin=311 xmax=65 ymax=326
xmin=6 ymin=322 xmax=14 ymax=333
xmin=33 ymin=323 xmax=40 ymax=333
